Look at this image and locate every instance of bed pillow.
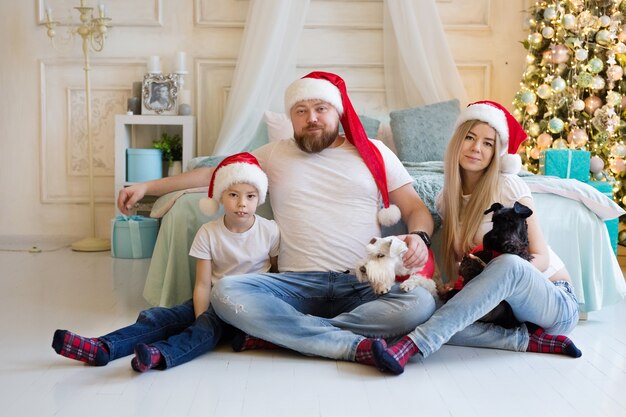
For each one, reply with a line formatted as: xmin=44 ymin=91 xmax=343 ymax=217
xmin=390 ymin=99 xmax=460 ymax=163
xmin=264 ymin=111 xmax=293 ymax=142
xmin=339 ymin=114 xmax=381 ymax=140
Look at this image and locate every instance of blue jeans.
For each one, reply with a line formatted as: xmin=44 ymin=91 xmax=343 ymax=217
xmin=211 ymin=271 xmax=437 ymax=361
xmin=99 ymin=300 xmax=232 ymax=368
xmin=409 ymin=254 xmax=580 ymax=358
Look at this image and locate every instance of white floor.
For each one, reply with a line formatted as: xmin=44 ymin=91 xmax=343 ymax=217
xmin=1 ymin=244 xmax=625 ymax=417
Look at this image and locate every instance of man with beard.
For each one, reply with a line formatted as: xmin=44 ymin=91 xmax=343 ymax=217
xmin=117 ymin=72 xmax=435 ymax=369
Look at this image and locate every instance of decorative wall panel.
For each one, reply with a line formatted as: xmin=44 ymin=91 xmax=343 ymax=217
xmin=40 ymin=59 xmax=146 ymax=204
xmin=37 ymin=0 xmax=162 ymax=27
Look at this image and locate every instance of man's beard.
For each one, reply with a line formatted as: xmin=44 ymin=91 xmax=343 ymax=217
xmin=294 ymin=124 xmax=340 ymax=153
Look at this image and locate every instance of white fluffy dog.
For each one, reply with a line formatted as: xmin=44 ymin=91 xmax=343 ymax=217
xmin=355 ymin=236 xmax=438 ymax=297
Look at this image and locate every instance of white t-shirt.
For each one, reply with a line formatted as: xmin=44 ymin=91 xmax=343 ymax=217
xmin=189 ymin=215 xmax=280 ymax=285
xmin=436 ymin=174 xmax=564 ymax=278
xmin=253 ymin=138 xmax=413 ymax=272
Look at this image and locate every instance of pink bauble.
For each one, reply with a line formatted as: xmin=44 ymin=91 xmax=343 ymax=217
xmin=590 ymin=155 xmax=605 ymax=173
xmin=584 ymin=96 xmax=602 ymax=115
xmin=567 ymin=128 xmax=588 ymax=148
xmin=619 ymin=26 xmax=626 ymax=42
xmin=607 ymin=65 xmax=624 ymax=81
xmin=551 ymin=44 xmax=570 ymax=64
xmin=536 ymin=133 xmax=553 ymax=149
xmin=610 ymin=157 xmax=626 ymax=174
xmin=529 ymin=147 xmax=541 ymax=160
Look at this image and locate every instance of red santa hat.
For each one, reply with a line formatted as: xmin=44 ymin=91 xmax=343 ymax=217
xmin=283 ymin=71 xmax=401 ymax=226
xmin=454 ymin=100 xmax=528 ymax=174
xmin=199 ymin=152 xmax=268 ymax=216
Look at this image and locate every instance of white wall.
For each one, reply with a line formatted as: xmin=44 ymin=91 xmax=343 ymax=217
xmin=0 ymin=0 xmax=527 ymax=241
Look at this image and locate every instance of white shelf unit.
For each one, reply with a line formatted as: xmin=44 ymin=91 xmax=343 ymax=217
xmin=114 ymin=115 xmax=196 ymax=210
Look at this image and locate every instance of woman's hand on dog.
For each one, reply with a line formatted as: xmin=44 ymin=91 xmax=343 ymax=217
xmin=399 ymin=234 xmax=429 ymax=270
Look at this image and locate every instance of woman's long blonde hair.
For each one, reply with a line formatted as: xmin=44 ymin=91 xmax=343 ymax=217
xmin=440 ymin=120 xmax=502 ymax=280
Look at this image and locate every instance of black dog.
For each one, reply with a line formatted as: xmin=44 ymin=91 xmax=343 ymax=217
xmin=444 ymin=201 xmax=533 ymax=328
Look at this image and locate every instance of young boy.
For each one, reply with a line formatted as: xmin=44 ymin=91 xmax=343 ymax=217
xmin=52 ymin=152 xmax=280 ymax=372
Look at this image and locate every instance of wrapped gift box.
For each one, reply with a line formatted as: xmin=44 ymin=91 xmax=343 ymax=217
xmin=539 ymin=149 xmax=590 ymax=182
xmin=111 ymin=215 xmax=159 ymax=259
xmin=586 ymin=181 xmax=618 ymax=255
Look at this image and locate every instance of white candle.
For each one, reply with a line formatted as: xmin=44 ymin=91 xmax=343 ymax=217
xmin=147 ymin=55 xmax=161 ymax=74
xmin=175 ymin=51 xmax=187 ymax=73
xmin=46 ymin=7 xmax=52 ymax=22
xmin=98 ymin=4 xmax=105 ymax=18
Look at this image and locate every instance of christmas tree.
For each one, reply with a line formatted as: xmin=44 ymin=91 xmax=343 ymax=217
xmin=514 ymin=0 xmax=626 ymax=217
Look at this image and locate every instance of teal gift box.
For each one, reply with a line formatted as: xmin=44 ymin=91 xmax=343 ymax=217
xmin=111 ymin=215 xmax=159 ymax=259
xmin=539 ymin=149 xmax=590 ymax=182
xmin=586 ymin=181 xmax=618 ymax=255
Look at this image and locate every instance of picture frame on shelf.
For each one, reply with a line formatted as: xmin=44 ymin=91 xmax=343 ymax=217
xmin=141 ymin=73 xmax=179 ymax=115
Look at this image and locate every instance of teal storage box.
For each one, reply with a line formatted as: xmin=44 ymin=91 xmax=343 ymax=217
xmin=586 ymin=181 xmax=618 ymax=254
xmin=127 ymin=149 xmax=162 ymax=182
xmin=539 ymin=149 xmax=590 ymax=182
xmin=111 ymin=215 xmax=159 ymax=259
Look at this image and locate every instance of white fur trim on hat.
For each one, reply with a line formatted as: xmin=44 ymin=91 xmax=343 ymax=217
xmin=284 ymin=77 xmax=344 ymax=115
xmin=500 ymin=153 xmax=522 ymax=175
xmin=377 ymin=204 xmax=401 ymax=227
xmin=199 ymin=162 xmax=268 ymax=216
xmin=455 ymin=103 xmax=509 ymax=157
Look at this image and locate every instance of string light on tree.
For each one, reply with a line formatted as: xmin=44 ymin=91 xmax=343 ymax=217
xmin=515 ymin=0 xmax=626 ymax=219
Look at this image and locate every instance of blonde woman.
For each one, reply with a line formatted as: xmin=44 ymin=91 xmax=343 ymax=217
xmin=368 ymin=101 xmax=581 ymax=375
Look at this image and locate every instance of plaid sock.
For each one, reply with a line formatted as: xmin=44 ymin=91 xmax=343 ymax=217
xmin=354 ymin=338 xmax=387 ymax=367
xmin=526 ymin=323 xmax=582 ymax=358
xmin=231 ymin=332 xmax=281 ymax=352
xmin=373 ymin=336 xmax=420 ymax=375
xmin=52 ymin=329 xmax=110 ymax=366
xmin=131 ymin=343 xmax=163 ymax=373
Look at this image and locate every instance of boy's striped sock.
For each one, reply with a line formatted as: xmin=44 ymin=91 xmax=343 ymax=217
xmin=373 ymin=336 xmax=420 ymax=375
xmin=354 ymin=338 xmax=387 ymax=367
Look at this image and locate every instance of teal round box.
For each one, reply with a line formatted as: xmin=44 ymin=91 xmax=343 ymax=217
xmin=126 ymin=148 xmax=163 ymax=182
xmin=111 ymin=216 xmax=159 ymax=259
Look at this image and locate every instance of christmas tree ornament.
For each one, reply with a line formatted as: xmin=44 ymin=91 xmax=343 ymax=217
xmin=528 ymin=122 xmax=541 ymax=136
xmin=575 ymin=48 xmax=589 ymax=61
xmin=520 ymin=90 xmax=537 ymax=104
xmin=551 ymin=44 xmax=570 ymax=63
xmin=526 ymin=103 xmax=539 ymax=115
xmin=590 ymin=155 xmax=605 ymax=173
xmin=591 ymin=75 xmax=606 ymax=90
xmin=528 ymin=33 xmax=543 ymax=46
xmin=599 ymin=15 xmax=612 ymax=27
xmin=618 ymin=230 xmax=626 ymax=245
xmin=596 ymin=29 xmax=612 ymax=45
xmin=544 ymin=7 xmax=557 ymax=20
xmin=551 ymin=77 xmax=567 ymax=92
xmin=577 ymin=72 xmax=593 ymax=88
xmin=610 ymin=143 xmax=626 ymax=158
xmin=606 ymin=91 xmax=622 ymax=106
xmin=552 ymin=138 xmax=569 ymax=149
xmin=567 ymin=128 xmax=588 ymax=148
xmin=537 ymin=84 xmax=553 ymax=99
xmin=548 ymin=117 xmax=565 ymax=133
xmin=607 ymin=65 xmax=624 ymax=81
xmin=537 ymin=132 xmax=553 ymax=149
xmin=563 ymin=14 xmax=576 ymax=29
xmin=614 ymin=41 xmax=626 ymax=53
xmin=542 ymin=26 xmax=555 ymax=39
xmin=610 ymin=157 xmax=626 ymax=174
xmin=530 ymin=147 xmax=541 ymax=159
xmin=572 ymin=99 xmax=586 ymax=111
xmin=588 ymin=57 xmax=604 ymax=73
xmin=584 ymin=95 xmax=602 ymax=115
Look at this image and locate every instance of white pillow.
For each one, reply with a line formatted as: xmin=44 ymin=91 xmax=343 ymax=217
xmin=264 ymin=111 xmax=293 ymax=142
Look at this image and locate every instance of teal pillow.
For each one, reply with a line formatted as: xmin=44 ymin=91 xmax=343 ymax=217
xmin=340 ymin=115 xmax=381 ymax=139
xmin=390 ymin=99 xmax=460 ymax=163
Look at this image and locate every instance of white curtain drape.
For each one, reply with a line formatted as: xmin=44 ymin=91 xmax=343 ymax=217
xmin=213 ymin=0 xmax=466 ymax=154
xmin=383 ymin=0 xmax=467 ymax=111
xmin=212 ymin=0 xmax=310 ymax=155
